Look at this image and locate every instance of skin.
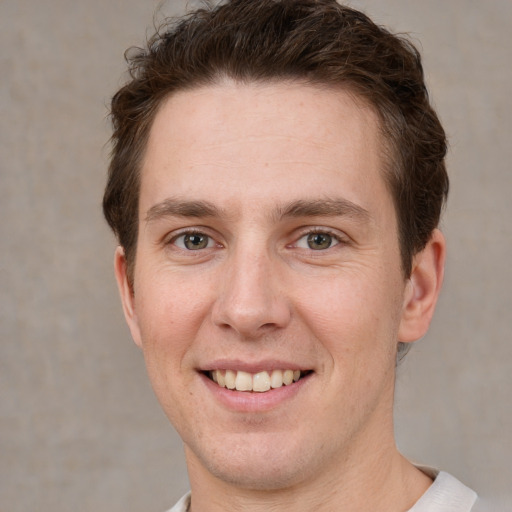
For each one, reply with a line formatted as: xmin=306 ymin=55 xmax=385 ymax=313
xmin=115 ymin=81 xmax=445 ymax=512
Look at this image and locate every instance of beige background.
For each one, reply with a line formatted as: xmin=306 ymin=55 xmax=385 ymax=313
xmin=1 ymin=0 xmax=510 ymax=510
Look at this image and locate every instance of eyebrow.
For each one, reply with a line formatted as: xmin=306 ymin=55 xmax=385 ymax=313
xmin=145 ymin=198 xmax=222 ymax=222
xmin=144 ymin=197 xmax=371 ymax=223
xmin=276 ymin=198 xmax=371 ymax=222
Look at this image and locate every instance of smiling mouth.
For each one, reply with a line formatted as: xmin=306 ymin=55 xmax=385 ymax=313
xmin=206 ymin=369 xmax=311 ymax=393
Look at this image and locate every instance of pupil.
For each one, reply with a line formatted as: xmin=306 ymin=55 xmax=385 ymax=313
xmin=185 ymin=234 xmax=207 ymax=249
xmin=307 ymin=233 xmax=331 ymax=250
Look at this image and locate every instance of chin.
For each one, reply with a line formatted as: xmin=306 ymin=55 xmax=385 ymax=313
xmin=186 ymin=429 xmax=323 ymax=491
xmin=207 ymin=457 xmax=306 ymax=491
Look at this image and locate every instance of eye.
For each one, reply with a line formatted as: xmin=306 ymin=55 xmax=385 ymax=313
xmin=295 ymin=231 xmax=340 ymax=250
xmin=173 ymin=232 xmax=215 ymax=250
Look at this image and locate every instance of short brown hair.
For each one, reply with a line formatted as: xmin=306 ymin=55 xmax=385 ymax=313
xmin=103 ymin=0 xmax=448 ymax=282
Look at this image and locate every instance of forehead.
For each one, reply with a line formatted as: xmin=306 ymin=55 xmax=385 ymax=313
xmin=140 ymin=80 xmax=392 ymax=220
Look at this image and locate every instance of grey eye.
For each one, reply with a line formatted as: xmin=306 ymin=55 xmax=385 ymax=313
xmin=175 ymin=233 xmax=212 ymax=250
xmin=306 ymin=232 xmax=334 ymax=250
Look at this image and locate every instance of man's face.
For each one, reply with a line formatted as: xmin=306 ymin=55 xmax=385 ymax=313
xmin=117 ymin=81 xmax=415 ymax=489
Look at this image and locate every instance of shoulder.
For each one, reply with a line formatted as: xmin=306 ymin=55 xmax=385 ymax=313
xmin=168 ymin=475 xmax=489 ymax=512
xmin=165 ymin=492 xmax=191 ymax=512
xmin=409 ymin=470 xmax=478 ymax=512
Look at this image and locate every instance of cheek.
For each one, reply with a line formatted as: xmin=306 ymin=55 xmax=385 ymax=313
xmin=293 ymin=268 xmax=404 ymax=358
xmin=137 ymin=265 xmax=212 ymax=326
xmin=132 ymin=283 xmax=200 ymax=418
xmin=133 ymin=273 xmax=211 ymax=369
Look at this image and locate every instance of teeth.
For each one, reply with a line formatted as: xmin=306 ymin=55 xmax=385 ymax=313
xmin=270 ymin=369 xmax=283 ymax=389
xmin=209 ymin=369 xmax=305 ymax=392
xmin=225 ymin=370 xmax=236 ymax=390
xmin=235 ymin=371 xmax=252 ymax=391
xmin=283 ymin=369 xmax=294 ymax=386
xmin=253 ymin=371 xmax=271 ymax=392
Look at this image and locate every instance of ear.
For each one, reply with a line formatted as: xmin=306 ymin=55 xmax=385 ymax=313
xmin=114 ymin=246 xmax=143 ymax=348
xmin=398 ymin=229 xmax=446 ymax=343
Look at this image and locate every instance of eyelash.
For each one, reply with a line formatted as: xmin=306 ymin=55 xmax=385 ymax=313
xmin=292 ymin=228 xmax=346 ymax=250
xmin=165 ymin=227 xmax=347 ymax=252
xmin=167 ymin=229 xmax=220 ymax=251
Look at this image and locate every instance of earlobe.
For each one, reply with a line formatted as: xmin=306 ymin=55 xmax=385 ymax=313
xmin=114 ymin=246 xmax=143 ymax=348
xmin=398 ymin=229 xmax=446 ymax=343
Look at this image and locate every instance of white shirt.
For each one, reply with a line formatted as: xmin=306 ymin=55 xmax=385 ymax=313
xmin=407 ymin=471 xmax=477 ymax=511
xmin=166 ymin=471 xmax=478 ymax=512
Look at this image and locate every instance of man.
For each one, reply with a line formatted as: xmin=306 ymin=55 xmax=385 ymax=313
xmin=103 ymin=1 xmax=480 ymax=510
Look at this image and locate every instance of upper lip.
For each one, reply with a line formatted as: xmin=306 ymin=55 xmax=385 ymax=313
xmin=199 ymin=359 xmax=310 ymax=373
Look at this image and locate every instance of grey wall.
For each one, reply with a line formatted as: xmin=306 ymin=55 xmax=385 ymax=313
xmin=1 ymin=0 xmax=510 ymax=510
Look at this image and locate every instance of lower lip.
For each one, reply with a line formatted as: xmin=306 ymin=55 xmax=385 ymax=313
xmin=199 ymin=372 xmax=312 ymax=413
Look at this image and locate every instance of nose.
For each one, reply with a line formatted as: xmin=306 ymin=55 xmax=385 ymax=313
xmin=211 ymin=245 xmax=292 ymax=339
